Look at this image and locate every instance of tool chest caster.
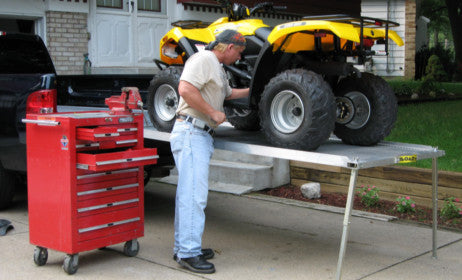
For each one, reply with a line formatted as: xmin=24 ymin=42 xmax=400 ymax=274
xmin=24 ymin=88 xmax=157 ymax=274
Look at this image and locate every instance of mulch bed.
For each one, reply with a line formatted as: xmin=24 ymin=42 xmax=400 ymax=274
xmin=260 ymin=185 xmax=462 ymax=231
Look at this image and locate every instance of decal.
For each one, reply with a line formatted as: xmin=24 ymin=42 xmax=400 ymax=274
xmin=61 ymin=135 xmax=69 ymax=150
xmin=399 ymin=155 xmax=417 ymax=163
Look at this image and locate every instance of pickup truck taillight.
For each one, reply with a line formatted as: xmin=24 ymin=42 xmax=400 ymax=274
xmin=26 ymin=89 xmax=57 ymax=114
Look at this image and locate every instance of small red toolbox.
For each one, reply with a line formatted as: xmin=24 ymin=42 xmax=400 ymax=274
xmin=24 ymin=88 xmax=157 ymax=274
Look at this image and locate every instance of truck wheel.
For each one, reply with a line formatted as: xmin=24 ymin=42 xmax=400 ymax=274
xmin=147 ymin=67 xmax=183 ymax=132
xmin=0 ymin=163 xmax=15 ymax=210
xmin=224 ymin=107 xmax=260 ymax=131
xmin=259 ymin=69 xmax=336 ymax=150
xmin=334 ymin=73 xmax=397 ymax=146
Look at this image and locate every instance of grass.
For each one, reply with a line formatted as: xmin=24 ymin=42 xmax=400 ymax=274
xmin=385 ymin=100 xmax=462 ymax=172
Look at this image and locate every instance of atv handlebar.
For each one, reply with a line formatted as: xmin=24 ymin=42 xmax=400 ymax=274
xmin=217 ymin=1 xmax=286 ymax=21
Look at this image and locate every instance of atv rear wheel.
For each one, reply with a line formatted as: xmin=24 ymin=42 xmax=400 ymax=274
xmin=224 ymin=107 xmax=260 ymax=131
xmin=259 ymin=69 xmax=336 ymax=150
xmin=334 ymin=73 xmax=397 ymax=146
xmin=147 ymin=67 xmax=183 ymax=132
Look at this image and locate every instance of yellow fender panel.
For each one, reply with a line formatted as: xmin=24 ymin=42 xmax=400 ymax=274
xmin=268 ymin=21 xmax=361 ymax=44
xmin=359 ymin=28 xmax=404 ymax=46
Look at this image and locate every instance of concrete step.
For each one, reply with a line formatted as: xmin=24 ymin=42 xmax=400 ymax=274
xmin=157 ymin=148 xmax=290 ymax=195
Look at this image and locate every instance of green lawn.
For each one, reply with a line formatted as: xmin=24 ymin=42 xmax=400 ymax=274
xmin=385 ymin=100 xmax=462 ymax=172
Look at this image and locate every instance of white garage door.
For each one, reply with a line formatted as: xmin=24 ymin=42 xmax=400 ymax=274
xmin=90 ymin=0 xmax=168 ymax=73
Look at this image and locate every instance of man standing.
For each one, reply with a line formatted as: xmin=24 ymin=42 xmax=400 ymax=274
xmin=170 ymin=29 xmax=249 ymax=274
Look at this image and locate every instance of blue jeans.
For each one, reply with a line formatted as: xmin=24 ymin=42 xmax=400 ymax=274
xmin=170 ymin=120 xmax=214 ymax=259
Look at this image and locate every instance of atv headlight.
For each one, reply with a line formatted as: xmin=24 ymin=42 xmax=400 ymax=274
xmin=162 ymin=42 xmax=179 ymax=59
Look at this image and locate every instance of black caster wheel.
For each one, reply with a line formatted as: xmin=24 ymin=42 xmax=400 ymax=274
xmin=33 ymin=246 xmax=48 ymax=266
xmin=123 ymin=239 xmax=139 ymax=257
xmin=63 ymin=254 xmax=79 ymax=275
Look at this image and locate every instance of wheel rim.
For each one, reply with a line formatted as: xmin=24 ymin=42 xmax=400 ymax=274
xmin=336 ymin=91 xmax=371 ymax=129
xmin=270 ymin=90 xmax=304 ymax=133
xmin=154 ymin=84 xmax=178 ymax=121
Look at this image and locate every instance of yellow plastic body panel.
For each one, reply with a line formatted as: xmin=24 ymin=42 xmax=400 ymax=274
xmin=267 ymin=20 xmax=403 ymax=53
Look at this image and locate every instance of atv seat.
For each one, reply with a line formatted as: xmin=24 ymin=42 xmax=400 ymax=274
xmin=255 ymin=27 xmax=273 ymax=41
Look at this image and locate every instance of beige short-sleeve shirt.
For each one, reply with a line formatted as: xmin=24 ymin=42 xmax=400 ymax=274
xmin=177 ymin=50 xmax=232 ymax=128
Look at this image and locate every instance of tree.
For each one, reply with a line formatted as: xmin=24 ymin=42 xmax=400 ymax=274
xmin=445 ymin=0 xmax=462 ymax=80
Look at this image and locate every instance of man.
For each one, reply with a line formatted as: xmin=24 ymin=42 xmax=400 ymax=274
xmin=170 ymin=29 xmax=249 ymax=274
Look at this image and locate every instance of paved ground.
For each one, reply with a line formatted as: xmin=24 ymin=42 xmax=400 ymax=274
xmin=1 ymin=180 xmax=461 ymax=280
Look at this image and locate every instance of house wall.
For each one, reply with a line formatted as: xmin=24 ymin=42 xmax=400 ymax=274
xmin=361 ymin=0 xmax=406 ymax=77
xmin=46 ymin=11 xmax=89 ymax=74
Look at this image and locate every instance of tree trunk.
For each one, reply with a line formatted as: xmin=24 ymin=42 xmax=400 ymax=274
xmin=445 ymin=0 xmax=462 ymax=80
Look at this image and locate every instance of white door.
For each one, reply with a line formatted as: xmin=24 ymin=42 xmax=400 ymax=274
xmin=90 ymin=0 xmax=168 ymax=72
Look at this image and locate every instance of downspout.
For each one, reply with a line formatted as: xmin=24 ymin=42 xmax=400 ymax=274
xmin=386 ymin=0 xmax=391 ymax=73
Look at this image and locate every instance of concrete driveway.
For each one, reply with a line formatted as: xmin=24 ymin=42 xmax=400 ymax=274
xmin=1 ymin=180 xmax=461 ymax=280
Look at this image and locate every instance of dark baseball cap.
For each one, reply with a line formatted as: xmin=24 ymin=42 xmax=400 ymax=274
xmin=215 ymin=29 xmax=246 ymax=46
xmin=206 ymin=29 xmax=246 ymax=50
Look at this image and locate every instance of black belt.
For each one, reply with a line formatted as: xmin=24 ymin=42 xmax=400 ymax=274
xmin=177 ymin=115 xmax=214 ymax=136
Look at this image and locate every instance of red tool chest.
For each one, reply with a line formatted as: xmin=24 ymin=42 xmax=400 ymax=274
xmin=25 ymin=96 xmax=157 ymax=274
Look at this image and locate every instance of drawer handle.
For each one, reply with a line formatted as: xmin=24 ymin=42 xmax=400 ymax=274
xmin=78 ymin=198 xmax=139 ymax=213
xmin=95 ymin=155 xmax=159 ymax=166
xmin=94 ymin=133 xmax=120 ymax=137
xmin=22 ymin=119 xmax=60 ymax=126
xmin=116 ymin=139 xmax=138 ymax=145
xmin=76 ymin=168 xmax=139 ymax=179
xmin=76 ymin=143 xmax=100 ymax=149
xmin=117 ymin=128 xmax=138 ymax=132
xmin=77 ymin=183 xmax=138 ymax=196
xmin=78 ymin=217 xmax=140 ymax=233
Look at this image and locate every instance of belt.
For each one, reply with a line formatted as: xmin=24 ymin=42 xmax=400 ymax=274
xmin=177 ymin=115 xmax=214 ymax=136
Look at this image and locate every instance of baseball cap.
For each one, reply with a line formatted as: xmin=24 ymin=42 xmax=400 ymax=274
xmin=206 ymin=29 xmax=246 ymax=50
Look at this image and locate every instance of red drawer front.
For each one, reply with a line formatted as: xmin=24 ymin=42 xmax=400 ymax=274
xmin=76 ymin=137 xmax=139 ymax=151
xmin=77 ymin=168 xmax=140 ymax=185
xmin=77 ymin=192 xmax=139 ymax=217
xmin=76 ymin=124 xmax=138 ymax=142
xmin=77 ymin=207 xmax=142 ymax=242
xmin=77 ymin=148 xmax=157 ymax=172
xmin=77 ymin=176 xmax=139 ymax=201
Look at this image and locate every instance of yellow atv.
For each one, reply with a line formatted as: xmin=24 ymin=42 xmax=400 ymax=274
xmin=147 ymin=0 xmax=404 ymax=150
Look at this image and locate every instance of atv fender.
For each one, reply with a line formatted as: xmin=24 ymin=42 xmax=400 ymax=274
xmin=267 ymin=20 xmax=403 ymax=53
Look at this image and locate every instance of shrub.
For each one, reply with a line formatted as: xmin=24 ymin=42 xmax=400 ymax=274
xmin=415 ymin=44 xmax=455 ymax=81
xmin=440 ymin=197 xmax=462 ymax=220
xmin=356 ymin=185 xmax=379 ymax=207
xmin=424 ymin=55 xmax=448 ymax=82
xmin=395 ymin=196 xmax=416 ymax=213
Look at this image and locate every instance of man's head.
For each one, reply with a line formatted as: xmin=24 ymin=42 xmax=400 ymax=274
xmin=208 ymin=29 xmax=246 ymax=65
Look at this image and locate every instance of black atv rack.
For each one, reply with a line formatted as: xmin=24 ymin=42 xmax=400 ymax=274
xmin=302 ymin=14 xmax=400 ymax=57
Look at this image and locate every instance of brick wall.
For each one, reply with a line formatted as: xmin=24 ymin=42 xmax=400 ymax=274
xmin=404 ymin=0 xmax=416 ymax=79
xmin=46 ymin=11 xmax=88 ymax=75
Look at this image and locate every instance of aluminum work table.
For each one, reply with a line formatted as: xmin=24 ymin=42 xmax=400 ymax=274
xmin=144 ymin=124 xmax=445 ymax=280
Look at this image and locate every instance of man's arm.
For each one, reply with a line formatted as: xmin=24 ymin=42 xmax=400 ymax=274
xmin=178 ymin=80 xmax=226 ymax=125
xmin=225 ymin=88 xmax=249 ymax=100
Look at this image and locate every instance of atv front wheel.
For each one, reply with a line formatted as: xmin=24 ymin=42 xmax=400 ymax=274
xmin=147 ymin=67 xmax=183 ymax=132
xmin=224 ymin=107 xmax=260 ymax=131
xmin=259 ymin=69 xmax=336 ymax=150
xmin=334 ymin=73 xmax=397 ymax=146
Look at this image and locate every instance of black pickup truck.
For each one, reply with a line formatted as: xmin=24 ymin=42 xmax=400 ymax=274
xmin=0 ymin=33 xmax=172 ymax=209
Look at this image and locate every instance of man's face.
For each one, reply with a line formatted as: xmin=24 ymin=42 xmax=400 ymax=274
xmin=223 ymin=44 xmax=245 ymax=65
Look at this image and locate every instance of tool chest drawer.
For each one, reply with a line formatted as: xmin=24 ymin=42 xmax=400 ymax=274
xmin=76 ymin=148 xmax=157 ymax=171
xmin=77 ymin=192 xmax=140 ymax=217
xmin=76 ymin=124 xmax=138 ymax=142
xmin=77 ymin=174 xmax=139 ymax=200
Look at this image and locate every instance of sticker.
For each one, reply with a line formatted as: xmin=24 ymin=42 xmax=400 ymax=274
xmin=399 ymin=155 xmax=417 ymax=163
xmin=60 ymin=135 xmax=69 ymax=150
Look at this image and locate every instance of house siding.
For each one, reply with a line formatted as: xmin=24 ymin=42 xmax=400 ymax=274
xmin=361 ymin=0 xmax=407 ymax=77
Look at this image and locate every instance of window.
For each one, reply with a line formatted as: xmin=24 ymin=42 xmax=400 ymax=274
xmin=137 ymin=0 xmax=161 ymax=12
xmin=97 ymin=0 xmax=122 ymax=8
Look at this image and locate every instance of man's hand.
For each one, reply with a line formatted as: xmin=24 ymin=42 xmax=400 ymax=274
xmin=210 ymin=110 xmax=226 ymax=125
